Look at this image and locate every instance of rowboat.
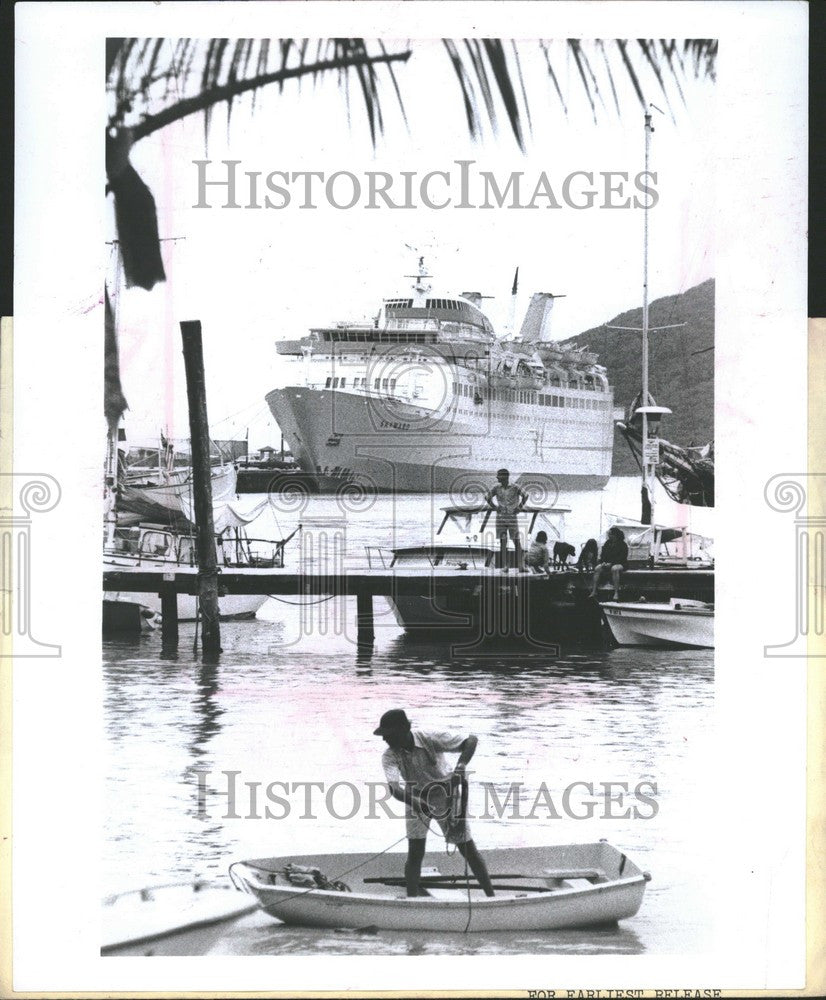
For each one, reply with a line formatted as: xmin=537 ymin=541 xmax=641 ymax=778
xmin=602 ymin=598 xmax=714 ymax=648
xmin=229 ymin=842 xmax=649 ymax=933
xmin=101 ymin=881 xmax=257 ymax=956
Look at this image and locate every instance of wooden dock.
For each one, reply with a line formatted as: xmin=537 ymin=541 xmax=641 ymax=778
xmin=103 ymin=564 xmax=714 ymax=649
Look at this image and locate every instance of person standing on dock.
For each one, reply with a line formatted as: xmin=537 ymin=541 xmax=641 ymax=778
xmin=589 ymin=525 xmax=629 ymax=601
xmin=374 ymin=709 xmax=495 ymax=899
xmin=486 ymin=468 xmax=527 ymax=572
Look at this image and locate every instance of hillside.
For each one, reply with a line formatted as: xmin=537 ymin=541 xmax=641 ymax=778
xmin=562 ymin=279 xmax=714 ymax=476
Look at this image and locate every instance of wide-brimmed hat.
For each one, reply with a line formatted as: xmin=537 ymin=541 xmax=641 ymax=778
xmin=373 ymin=709 xmax=411 ymax=736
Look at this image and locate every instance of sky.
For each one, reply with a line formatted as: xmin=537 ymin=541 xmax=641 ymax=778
xmin=109 ymin=39 xmax=716 ymax=450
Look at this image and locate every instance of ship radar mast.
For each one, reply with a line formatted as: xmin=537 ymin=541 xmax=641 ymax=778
xmin=405 ymin=253 xmax=432 ymax=303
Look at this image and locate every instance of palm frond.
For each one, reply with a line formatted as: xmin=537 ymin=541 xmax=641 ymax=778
xmin=568 ymin=40 xmax=599 ymax=123
xmin=510 ymin=40 xmax=532 ymax=133
xmin=442 ymin=39 xmax=479 ymax=139
xmin=109 ymin=37 xmax=414 ymax=148
xmin=440 ymin=38 xmax=529 ymax=150
xmin=659 ymin=40 xmax=686 ymax=107
xmin=596 ymin=39 xmax=622 ymax=116
xmin=539 ymin=40 xmax=569 ymax=116
xmin=615 ymin=39 xmax=647 ymax=111
xmin=107 ymin=36 xmax=717 ymax=150
xmin=539 ymin=38 xmax=716 ymax=122
xmin=482 ymin=39 xmax=526 ymax=148
xmin=637 ymin=39 xmax=675 ymax=119
xmin=115 ymin=46 xmax=412 ymax=145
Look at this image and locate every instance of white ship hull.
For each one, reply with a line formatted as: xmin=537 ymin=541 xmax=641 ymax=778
xmin=266 ymin=386 xmax=613 ymax=494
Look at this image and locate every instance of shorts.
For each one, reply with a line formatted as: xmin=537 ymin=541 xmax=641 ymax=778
xmin=406 ymin=781 xmax=471 ymax=844
xmin=406 ymin=809 xmax=471 ymax=844
xmin=495 ymin=519 xmax=520 ymax=539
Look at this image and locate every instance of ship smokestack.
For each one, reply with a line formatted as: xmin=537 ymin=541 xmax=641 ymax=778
xmin=518 ymin=292 xmax=563 ymax=343
xmin=461 ymin=291 xmax=483 ymax=308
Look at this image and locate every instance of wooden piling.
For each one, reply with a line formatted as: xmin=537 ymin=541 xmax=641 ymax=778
xmin=356 ymin=591 xmax=375 ymax=646
xmin=160 ymin=585 xmax=179 ymax=649
xmin=180 ymin=320 xmax=221 ymax=657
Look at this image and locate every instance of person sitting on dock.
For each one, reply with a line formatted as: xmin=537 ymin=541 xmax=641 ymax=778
xmin=589 ymin=526 xmax=629 ymax=602
xmin=374 ymin=709 xmax=495 ymax=899
xmin=525 ymin=531 xmax=553 ymax=577
xmin=485 ymin=468 xmax=527 ymax=572
xmin=577 ymin=537 xmax=599 ymax=573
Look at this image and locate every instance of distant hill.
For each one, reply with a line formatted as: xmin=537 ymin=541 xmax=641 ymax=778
xmin=562 ymin=279 xmax=714 ymax=476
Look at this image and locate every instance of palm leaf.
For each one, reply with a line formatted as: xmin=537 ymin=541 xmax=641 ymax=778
xmin=108 ymin=36 xmax=717 ymax=147
xmin=596 ymin=39 xmax=622 ymax=116
xmin=638 ymin=39 xmax=675 ymax=118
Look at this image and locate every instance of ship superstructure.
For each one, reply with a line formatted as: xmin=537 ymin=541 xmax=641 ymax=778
xmin=266 ymin=259 xmax=615 ymax=493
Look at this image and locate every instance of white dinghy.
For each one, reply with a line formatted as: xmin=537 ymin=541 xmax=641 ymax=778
xmin=230 ymin=842 xmax=649 ymax=933
xmin=101 ymin=881 xmax=257 ymax=956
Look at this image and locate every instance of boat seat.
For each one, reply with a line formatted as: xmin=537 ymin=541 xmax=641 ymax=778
xmin=542 ymin=868 xmax=608 ymax=883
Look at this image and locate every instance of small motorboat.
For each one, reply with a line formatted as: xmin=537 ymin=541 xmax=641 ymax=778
xmin=229 ymin=842 xmax=649 ymax=933
xmin=101 ymin=880 xmax=258 ymax=956
xmin=602 ymin=598 xmax=714 ymax=648
xmin=365 ymin=503 xmax=580 ymax=639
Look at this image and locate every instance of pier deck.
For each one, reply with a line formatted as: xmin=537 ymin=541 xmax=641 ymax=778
xmin=103 ymin=563 xmax=713 ymax=647
xmin=103 ymin=564 xmax=714 ymax=600
xmin=103 ymin=565 xmax=714 ymax=648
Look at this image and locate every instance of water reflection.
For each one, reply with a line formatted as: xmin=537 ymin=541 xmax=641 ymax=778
xmin=190 ymin=659 xmax=223 ymax=762
xmin=103 ymin=483 xmax=713 ymax=954
xmin=210 ymin=910 xmax=646 ymax=956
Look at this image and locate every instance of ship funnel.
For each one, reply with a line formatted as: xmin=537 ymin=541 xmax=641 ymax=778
xmin=461 ymin=291 xmax=483 ymax=309
xmin=518 ymin=292 xmax=561 ymax=343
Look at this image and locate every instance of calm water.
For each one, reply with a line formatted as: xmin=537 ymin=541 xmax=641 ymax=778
xmin=103 ymin=478 xmax=714 ymax=955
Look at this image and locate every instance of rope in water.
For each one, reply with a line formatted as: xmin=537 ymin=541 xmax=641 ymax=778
xmin=266 ymin=593 xmax=336 ymax=606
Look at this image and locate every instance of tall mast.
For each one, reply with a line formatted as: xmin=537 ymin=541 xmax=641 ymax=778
xmin=641 ymin=111 xmax=653 ymax=525
xmin=608 ymin=108 xmax=680 ymax=533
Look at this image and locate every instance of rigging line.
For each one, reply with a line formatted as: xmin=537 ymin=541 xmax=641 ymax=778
xmin=211 ymin=399 xmax=270 ymax=429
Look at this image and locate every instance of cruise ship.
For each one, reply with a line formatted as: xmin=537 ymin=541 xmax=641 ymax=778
xmin=265 ymin=260 xmax=615 ymax=494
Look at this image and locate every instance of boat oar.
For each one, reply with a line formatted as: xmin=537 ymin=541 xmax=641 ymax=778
xmin=363 ymin=876 xmax=552 ymax=893
xmin=364 ymin=873 xmax=530 ymax=884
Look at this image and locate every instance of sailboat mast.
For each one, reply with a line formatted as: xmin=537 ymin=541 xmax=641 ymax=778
xmin=642 ymin=111 xmax=654 ymax=525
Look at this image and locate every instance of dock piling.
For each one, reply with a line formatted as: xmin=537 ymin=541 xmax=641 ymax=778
xmin=160 ymin=585 xmax=179 ymax=649
xmin=356 ymin=592 xmax=375 ymax=647
xmin=180 ymin=320 xmax=221 ymax=658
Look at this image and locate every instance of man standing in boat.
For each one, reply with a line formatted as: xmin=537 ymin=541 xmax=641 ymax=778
xmin=374 ymin=709 xmax=495 ymax=898
xmin=485 ymin=468 xmax=528 ymax=571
